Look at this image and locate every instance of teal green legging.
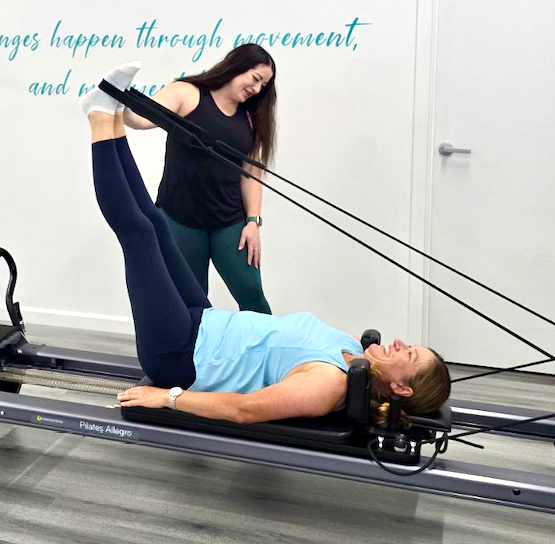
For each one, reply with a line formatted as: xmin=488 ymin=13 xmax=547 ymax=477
xmin=159 ymin=208 xmax=271 ymax=314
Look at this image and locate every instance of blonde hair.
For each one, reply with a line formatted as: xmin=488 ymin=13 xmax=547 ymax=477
xmin=370 ymin=349 xmax=451 ymax=428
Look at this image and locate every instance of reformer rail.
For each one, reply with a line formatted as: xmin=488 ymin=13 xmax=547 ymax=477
xmin=0 ymin=391 xmax=553 ymax=514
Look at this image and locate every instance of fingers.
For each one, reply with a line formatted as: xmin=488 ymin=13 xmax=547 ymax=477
xmin=239 ymin=227 xmax=261 ymax=269
xmin=116 ymin=385 xmax=167 ymax=409
xmin=245 ymin=240 xmax=261 ymax=268
xmin=119 ymin=398 xmax=141 ymax=407
xmin=117 ymin=386 xmax=139 ymax=397
xmin=252 ymin=245 xmax=260 ymax=269
xmin=238 ymin=231 xmax=247 ymax=251
xmin=116 ymin=387 xmax=140 ymax=405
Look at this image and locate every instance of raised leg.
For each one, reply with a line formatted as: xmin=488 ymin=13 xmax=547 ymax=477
xmin=112 ymin=114 xmax=210 ymax=308
xmin=88 ymin=112 xmax=198 ymax=388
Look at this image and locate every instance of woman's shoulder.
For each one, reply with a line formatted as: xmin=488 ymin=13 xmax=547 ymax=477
xmin=164 ymin=81 xmax=201 ymax=117
xmin=171 ymin=80 xmax=199 ymax=90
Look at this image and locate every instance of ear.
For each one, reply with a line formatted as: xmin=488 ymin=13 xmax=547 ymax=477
xmin=390 ymin=382 xmax=414 ymax=398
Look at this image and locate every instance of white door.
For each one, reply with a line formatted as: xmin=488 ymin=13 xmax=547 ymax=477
xmin=426 ymin=0 xmax=555 ymax=373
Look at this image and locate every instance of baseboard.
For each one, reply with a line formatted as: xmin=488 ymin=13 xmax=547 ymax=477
xmin=0 ymin=306 xmax=135 ymax=335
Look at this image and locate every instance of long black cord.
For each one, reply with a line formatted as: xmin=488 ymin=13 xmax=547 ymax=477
xmin=101 ymin=82 xmax=555 ymax=465
xmin=213 ymin=137 xmax=555 ymax=328
xmin=429 ymin=411 xmax=555 ymax=455
xmin=451 ymin=356 xmax=555 ymax=383
xmin=119 ymin=86 xmax=555 ymax=326
xmin=122 ymin=88 xmax=555 ymax=329
xmin=99 ymin=81 xmax=555 ymax=363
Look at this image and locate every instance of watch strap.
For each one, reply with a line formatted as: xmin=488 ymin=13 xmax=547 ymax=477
xmin=168 ymin=387 xmax=183 ymax=410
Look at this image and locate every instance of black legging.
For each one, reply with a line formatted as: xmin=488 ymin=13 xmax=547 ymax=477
xmin=92 ymin=136 xmax=211 ymax=388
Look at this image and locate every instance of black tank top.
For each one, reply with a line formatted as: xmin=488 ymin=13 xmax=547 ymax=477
xmin=156 ymin=86 xmax=255 ymax=230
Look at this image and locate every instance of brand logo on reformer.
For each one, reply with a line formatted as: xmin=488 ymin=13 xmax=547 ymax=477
xmin=79 ymin=420 xmax=136 ymax=439
xmin=33 ymin=414 xmax=137 ymax=439
xmin=35 ymin=414 xmax=64 ymax=425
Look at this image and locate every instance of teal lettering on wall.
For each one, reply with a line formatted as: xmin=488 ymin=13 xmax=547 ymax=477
xmin=135 ymin=18 xmax=223 ymax=61
xmin=28 ymin=69 xmax=72 ymax=96
xmin=49 ymin=20 xmax=126 ymax=58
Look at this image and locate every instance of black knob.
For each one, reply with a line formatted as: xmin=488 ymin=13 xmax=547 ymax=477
xmin=361 ymin=329 xmax=381 ymax=350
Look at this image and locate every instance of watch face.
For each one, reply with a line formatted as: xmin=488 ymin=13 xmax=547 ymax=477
xmin=170 ymin=387 xmax=183 ymax=397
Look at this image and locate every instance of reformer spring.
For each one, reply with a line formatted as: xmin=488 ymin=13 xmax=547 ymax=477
xmin=0 ymin=366 xmax=132 ymax=396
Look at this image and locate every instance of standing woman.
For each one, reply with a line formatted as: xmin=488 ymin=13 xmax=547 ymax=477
xmin=124 ymin=44 xmax=276 ymax=313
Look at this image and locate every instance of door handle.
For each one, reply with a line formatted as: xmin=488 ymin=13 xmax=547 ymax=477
xmin=439 ymin=142 xmax=472 ymax=156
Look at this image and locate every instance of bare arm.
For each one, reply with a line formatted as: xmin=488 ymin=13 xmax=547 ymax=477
xmin=238 ymin=161 xmax=263 ymax=267
xmin=117 ymin=365 xmax=347 ymax=424
xmin=240 ymin=161 xmax=263 ymax=218
xmin=123 ymin=81 xmax=200 ymax=130
xmin=240 ymin=113 xmax=263 ymax=221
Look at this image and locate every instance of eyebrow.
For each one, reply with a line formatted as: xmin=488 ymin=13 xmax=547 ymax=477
xmin=254 ymin=71 xmax=270 ymax=83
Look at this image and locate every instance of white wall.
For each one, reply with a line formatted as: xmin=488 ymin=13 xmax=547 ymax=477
xmin=3 ymin=1 xmax=552 ymax=376
xmin=1 ymin=0 xmax=422 ymax=342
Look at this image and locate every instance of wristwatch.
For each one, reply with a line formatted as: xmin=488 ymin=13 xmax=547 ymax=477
xmin=168 ymin=386 xmax=183 ymax=410
xmin=246 ymin=216 xmax=262 ymax=227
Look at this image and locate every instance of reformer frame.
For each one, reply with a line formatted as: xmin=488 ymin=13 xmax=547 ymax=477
xmin=0 ymin=389 xmax=554 ymax=513
xmin=2 ymin=315 xmax=555 ymax=513
xmin=1 ymin=78 xmax=554 ymax=512
xmin=1 ymin=337 xmax=554 ymax=442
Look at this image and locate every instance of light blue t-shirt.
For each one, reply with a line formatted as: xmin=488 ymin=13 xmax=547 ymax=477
xmin=190 ymin=308 xmax=363 ymax=393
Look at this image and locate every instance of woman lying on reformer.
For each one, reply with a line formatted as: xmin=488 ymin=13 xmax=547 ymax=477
xmin=80 ymin=62 xmax=451 ymax=427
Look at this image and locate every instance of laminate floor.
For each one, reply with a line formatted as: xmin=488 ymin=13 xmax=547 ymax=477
xmin=1 ymin=323 xmax=554 ymax=544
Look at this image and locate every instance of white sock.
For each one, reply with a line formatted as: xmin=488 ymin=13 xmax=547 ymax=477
xmin=80 ymin=61 xmax=142 ymax=116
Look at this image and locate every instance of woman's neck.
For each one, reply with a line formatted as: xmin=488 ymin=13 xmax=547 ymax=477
xmin=341 ymin=351 xmax=372 ymax=366
xmin=342 ymin=351 xmax=367 ymax=367
xmin=210 ymin=86 xmax=238 ymax=116
xmin=342 ymin=352 xmax=389 ymax=397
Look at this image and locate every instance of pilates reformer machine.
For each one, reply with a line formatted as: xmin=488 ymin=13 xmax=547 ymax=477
xmin=1 ymin=248 xmax=554 ymax=512
xmin=1 ymin=80 xmax=554 ymax=513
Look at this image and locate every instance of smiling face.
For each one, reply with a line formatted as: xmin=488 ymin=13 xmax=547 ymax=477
xmin=364 ymin=339 xmax=436 ymax=397
xmin=228 ymin=63 xmax=274 ymax=103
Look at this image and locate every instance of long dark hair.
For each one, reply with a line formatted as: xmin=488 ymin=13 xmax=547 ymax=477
xmin=177 ymin=44 xmax=277 ymax=164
